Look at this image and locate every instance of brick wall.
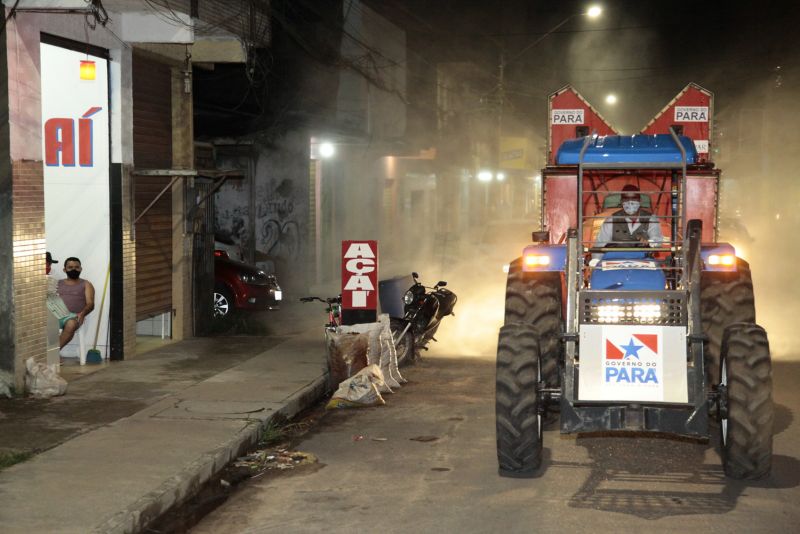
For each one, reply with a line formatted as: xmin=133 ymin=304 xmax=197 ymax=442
xmin=11 ymin=160 xmax=47 ymax=389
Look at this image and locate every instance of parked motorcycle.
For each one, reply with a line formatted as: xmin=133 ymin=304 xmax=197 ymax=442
xmin=390 ymin=272 xmax=457 ymax=366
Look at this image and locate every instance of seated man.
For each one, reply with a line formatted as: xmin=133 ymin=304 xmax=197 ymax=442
xmin=45 ymin=252 xmax=79 ymax=332
xmin=56 ymin=257 xmax=95 ymax=351
xmin=595 ymin=184 xmax=663 ymax=251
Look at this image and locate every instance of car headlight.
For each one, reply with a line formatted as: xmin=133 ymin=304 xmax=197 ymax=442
xmin=404 ymin=290 xmax=414 ymax=305
xmin=239 ymin=271 xmax=269 ymax=286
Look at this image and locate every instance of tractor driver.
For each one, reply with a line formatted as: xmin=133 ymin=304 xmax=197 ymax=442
xmin=594 ymin=184 xmax=663 ymax=258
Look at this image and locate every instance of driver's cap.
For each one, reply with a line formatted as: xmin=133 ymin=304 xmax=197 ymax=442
xmin=621 ymin=184 xmax=641 ymax=200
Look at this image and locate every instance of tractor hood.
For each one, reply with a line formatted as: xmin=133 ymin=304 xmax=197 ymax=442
xmin=556 ymin=134 xmax=698 ymax=165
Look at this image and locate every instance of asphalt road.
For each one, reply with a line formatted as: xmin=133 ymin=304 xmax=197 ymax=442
xmin=193 ymin=351 xmax=800 ymax=534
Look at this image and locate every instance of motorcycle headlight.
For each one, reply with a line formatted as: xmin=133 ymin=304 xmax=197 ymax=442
xmin=403 ymin=290 xmax=414 ymax=305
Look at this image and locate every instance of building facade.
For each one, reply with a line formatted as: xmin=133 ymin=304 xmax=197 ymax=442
xmin=0 ymin=0 xmax=267 ymax=393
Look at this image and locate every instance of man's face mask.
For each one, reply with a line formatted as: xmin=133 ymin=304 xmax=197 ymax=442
xmin=622 ymin=200 xmax=640 ymax=215
xmin=66 ymin=269 xmax=81 ymax=279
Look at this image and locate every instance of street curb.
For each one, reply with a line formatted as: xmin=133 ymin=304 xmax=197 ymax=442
xmin=94 ymin=373 xmax=329 ymax=534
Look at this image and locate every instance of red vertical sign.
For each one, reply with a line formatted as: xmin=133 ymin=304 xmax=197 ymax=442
xmin=341 ymin=240 xmax=378 ymax=311
xmin=548 ymin=85 xmax=618 ymax=165
xmin=640 ymin=83 xmax=713 ymax=163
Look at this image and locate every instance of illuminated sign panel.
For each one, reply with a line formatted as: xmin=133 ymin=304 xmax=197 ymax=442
xmin=341 ymin=241 xmax=378 ymax=311
xmin=41 ymin=42 xmax=111 ymax=358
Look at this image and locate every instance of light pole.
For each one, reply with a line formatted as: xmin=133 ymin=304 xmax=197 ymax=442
xmin=493 ymin=4 xmax=604 ymax=136
xmin=489 ymin=5 xmax=602 ymax=220
xmin=503 ymin=5 xmax=602 ymax=71
xmin=496 ymin=4 xmax=604 ymax=113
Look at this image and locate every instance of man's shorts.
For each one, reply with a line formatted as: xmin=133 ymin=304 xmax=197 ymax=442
xmin=58 ymin=313 xmax=79 ymax=330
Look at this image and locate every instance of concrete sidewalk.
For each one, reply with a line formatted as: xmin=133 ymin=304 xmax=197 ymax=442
xmin=0 ymin=328 xmax=328 ymax=533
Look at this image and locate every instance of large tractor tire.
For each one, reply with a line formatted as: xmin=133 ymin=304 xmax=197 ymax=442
xmin=496 ymin=324 xmax=543 ymax=478
xmin=504 ymin=258 xmax=562 ymax=388
xmin=718 ymin=323 xmax=773 ymax=479
xmin=700 ymin=258 xmax=755 ymax=385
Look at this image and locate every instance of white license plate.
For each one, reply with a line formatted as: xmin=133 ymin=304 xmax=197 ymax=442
xmin=274 ymin=290 xmax=282 ymax=301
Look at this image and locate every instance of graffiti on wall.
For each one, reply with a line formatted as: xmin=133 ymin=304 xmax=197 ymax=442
xmin=214 ymin=178 xmax=250 ymax=246
xmin=256 ymin=178 xmax=301 ymax=262
xmin=214 ymin=142 xmax=309 ymax=289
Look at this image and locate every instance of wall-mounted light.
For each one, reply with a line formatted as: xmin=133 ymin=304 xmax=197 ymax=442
xmin=319 ymin=142 xmax=335 ymax=158
xmin=496 ymin=172 xmax=506 ymax=181
xmin=80 ymin=60 xmax=96 ymax=80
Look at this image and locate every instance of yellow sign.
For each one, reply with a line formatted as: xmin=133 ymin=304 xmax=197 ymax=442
xmin=499 ymin=137 xmax=532 ymax=170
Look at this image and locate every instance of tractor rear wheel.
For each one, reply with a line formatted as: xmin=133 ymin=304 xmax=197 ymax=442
xmin=718 ymin=323 xmax=773 ymax=479
xmin=701 ymin=258 xmax=755 ymax=385
xmin=496 ymin=324 xmax=543 ymax=477
xmin=504 ymin=258 xmax=562 ymax=388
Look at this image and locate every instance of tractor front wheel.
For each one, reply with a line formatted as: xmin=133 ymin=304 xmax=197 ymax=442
xmin=496 ymin=323 xmax=543 ymax=478
xmin=718 ymin=323 xmax=773 ymax=479
xmin=701 ymin=258 xmax=756 ymax=386
xmin=504 ymin=258 xmax=562 ymax=388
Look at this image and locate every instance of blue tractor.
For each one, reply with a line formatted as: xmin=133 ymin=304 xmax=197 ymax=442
xmin=496 ymin=131 xmax=773 ymax=479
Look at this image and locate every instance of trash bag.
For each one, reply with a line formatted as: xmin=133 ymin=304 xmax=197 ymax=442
xmin=325 ymin=330 xmax=369 ymax=389
xmin=333 ymin=318 xmax=404 ymax=393
xmin=25 ymin=358 xmax=67 ymax=398
xmin=0 ymin=370 xmax=13 ymax=398
xmin=378 ymin=314 xmax=406 ymax=386
xmin=326 ymin=364 xmax=386 ymax=409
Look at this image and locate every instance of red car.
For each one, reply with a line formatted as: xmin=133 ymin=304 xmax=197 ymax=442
xmin=213 ymin=250 xmax=282 ymax=324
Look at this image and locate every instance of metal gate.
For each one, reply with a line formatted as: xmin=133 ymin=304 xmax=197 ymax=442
xmin=132 ymin=52 xmax=173 ymax=321
xmin=189 ymin=178 xmax=215 ymax=335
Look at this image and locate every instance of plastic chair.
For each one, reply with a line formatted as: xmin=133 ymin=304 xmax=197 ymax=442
xmin=59 ymin=323 xmax=87 ymax=365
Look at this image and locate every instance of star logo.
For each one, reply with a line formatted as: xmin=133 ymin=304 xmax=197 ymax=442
xmin=620 ymin=338 xmax=642 ymax=359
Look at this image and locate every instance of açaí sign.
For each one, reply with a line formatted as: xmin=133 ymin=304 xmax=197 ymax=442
xmin=341 ymin=241 xmax=378 ymax=312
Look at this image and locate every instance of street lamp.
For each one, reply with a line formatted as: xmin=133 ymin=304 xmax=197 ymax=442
xmin=605 ymin=94 xmax=618 ymax=105
xmin=477 ymin=170 xmax=493 ymax=182
xmin=506 ymin=4 xmax=604 ymax=65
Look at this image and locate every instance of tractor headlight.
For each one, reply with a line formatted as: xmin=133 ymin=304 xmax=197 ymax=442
xmin=597 ymin=305 xmax=624 ymax=322
xmin=708 ymin=254 xmax=735 ymax=266
xmin=524 ymin=254 xmax=550 ymax=267
xmin=403 ymin=290 xmax=414 ymax=305
xmin=633 ymin=304 xmax=661 ymax=321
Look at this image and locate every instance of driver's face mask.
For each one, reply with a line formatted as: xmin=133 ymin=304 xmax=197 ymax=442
xmin=622 ymin=200 xmax=640 ymax=215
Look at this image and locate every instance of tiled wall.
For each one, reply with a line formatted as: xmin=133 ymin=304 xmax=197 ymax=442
xmin=11 ymin=160 xmax=47 ymax=389
xmin=135 ymin=312 xmax=171 ymax=337
xmin=122 ymin=165 xmax=137 ymax=359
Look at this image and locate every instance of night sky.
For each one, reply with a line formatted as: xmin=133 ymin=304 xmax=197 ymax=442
xmin=374 ymin=0 xmax=799 ymax=134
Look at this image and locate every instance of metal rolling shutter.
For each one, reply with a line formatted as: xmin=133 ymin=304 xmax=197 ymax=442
xmin=133 ymin=53 xmax=173 ymax=321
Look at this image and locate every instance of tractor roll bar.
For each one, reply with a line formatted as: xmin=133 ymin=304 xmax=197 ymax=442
xmin=667 ymin=126 xmax=689 ymax=246
xmin=576 ymin=130 xmax=689 ymax=278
